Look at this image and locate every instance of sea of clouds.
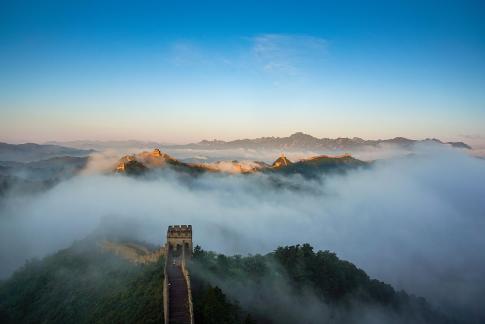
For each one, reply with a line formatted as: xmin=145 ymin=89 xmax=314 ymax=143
xmin=0 ymin=144 xmax=484 ymax=321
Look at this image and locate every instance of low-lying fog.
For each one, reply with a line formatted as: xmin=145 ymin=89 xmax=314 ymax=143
xmin=0 ymin=144 xmax=484 ymax=320
xmin=90 ymin=143 xmax=431 ymax=164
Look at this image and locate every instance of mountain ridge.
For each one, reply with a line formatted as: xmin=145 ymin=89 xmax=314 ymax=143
xmin=114 ymin=149 xmax=368 ymax=178
xmin=37 ymin=133 xmax=472 ymax=152
xmin=177 ymin=132 xmax=471 ymax=151
xmin=0 ymin=142 xmax=94 ymax=162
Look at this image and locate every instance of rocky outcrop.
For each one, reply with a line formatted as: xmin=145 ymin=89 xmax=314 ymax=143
xmin=115 ymin=159 xmax=147 ymax=175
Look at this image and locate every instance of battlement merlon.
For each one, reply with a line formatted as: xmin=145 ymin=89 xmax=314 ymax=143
xmin=167 ymin=225 xmax=192 ymax=238
xmin=166 ymin=225 xmax=193 ymax=258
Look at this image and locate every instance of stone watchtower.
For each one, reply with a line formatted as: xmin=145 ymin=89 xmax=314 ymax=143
xmin=166 ymin=225 xmax=193 ymax=258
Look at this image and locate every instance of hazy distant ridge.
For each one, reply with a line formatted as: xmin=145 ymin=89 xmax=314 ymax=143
xmin=39 ymin=133 xmax=471 ymax=152
xmin=179 ymin=132 xmax=471 ymax=151
xmin=0 ymin=143 xmax=94 ymax=162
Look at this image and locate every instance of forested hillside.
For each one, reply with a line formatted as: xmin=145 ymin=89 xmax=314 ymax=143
xmin=0 ymin=239 xmax=451 ymax=324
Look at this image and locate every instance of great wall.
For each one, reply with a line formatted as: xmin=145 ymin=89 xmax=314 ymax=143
xmin=99 ymin=224 xmax=194 ymax=324
xmin=164 ymin=225 xmax=194 ymax=324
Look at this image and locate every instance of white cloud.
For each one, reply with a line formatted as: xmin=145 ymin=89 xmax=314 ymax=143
xmin=168 ymin=41 xmax=207 ymax=67
xmin=166 ymin=34 xmax=328 ymax=78
xmin=252 ymin=34 xmax=327 ymax=75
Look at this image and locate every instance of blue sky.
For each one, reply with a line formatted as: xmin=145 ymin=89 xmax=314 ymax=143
xmin=1 ymin=0 xmax=484 ymax=143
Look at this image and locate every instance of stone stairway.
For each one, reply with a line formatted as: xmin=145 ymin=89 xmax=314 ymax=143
xmin=167 ymin=262 xmax=191 ymax=324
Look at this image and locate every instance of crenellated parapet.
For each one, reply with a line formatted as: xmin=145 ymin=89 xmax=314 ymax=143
xmin=166 ymin=225 xmax=193 ymax=258
xmin=167 ymin=225 xmax=192 ymax=237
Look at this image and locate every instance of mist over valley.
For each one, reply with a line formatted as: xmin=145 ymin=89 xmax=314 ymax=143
xmin=0 ymin=137 xmax=484 ymax=323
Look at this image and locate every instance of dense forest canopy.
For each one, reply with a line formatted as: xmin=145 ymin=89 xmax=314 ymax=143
xmin=0 ymin=238 xmax=452 ymax=324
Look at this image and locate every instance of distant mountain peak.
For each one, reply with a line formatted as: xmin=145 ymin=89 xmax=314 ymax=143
xmin=272 ymin=153 xmax=293 ymax=168
xmin=151 ymin=148 xmax=162 ymax=157
xmin=149 ymin=148 xmax=173 ymax=160
xmin=289 ymin=132 xmax=314 ymax=139
xmin=139 ymin=149 xmax=176 ymax=161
